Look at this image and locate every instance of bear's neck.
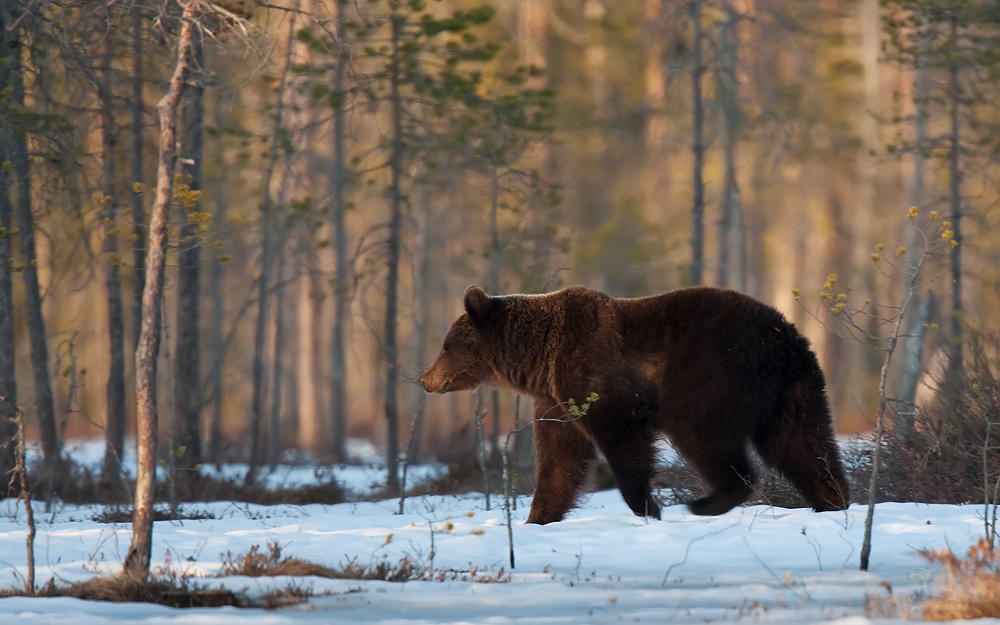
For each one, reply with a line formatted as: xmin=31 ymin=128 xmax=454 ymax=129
xmin=492 ymin=301 xmax=559 ymax=399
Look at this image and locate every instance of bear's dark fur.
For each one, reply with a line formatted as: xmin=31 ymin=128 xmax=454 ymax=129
xmin=419 ymin=285 xmax=849 ymax=524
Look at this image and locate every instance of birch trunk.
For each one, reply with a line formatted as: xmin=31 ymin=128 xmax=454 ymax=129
xmin=123 ymin=2 xmax=196 ymax=580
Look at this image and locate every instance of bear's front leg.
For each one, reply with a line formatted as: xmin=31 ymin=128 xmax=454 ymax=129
xmin=580 ymin=402 xmax=661 ymax=520
xmin=526 ymin=397 xmax=596 ymax=524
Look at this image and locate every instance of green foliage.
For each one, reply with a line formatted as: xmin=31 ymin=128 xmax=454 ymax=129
xmin=566 ymin=392 xmax=600 ymax=419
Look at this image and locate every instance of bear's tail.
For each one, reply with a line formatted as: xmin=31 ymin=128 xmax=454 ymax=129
xmin=752 ymin=368 xmax=850 ymax=512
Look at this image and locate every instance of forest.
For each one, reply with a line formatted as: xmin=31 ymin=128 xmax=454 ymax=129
xmin=1 ymin=0 xmax=1000 ymax=509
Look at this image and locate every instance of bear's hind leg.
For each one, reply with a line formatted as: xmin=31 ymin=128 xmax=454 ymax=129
xmin=670 ymin=431 xmax=755 ymax=516
xmin=752 ymin=379 xmax=849 ymax=512
xmin=527 ymin=399 xmax=597 ymax=524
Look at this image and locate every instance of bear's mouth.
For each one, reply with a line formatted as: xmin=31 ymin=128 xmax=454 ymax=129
xmin=420 ymin=373 xmax=452 ymax=394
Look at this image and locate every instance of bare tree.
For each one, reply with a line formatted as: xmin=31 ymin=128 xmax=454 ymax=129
xmin=123 ymin=0 xmax=197 ymax=581
xmin=328 ymin=0 xmax=350 ymax=464
xmin=689 ymin=0 xmax=706 ymax=287
xmin=944 ymin=12 xmax=964 ymax=383
xmin=206 ymin=95 xmax=227 ymax=463
xmin=8 ymin=3 xmax=60 ymax=483
xmin=96 ymin=9 xmax=127 ymax=489
xmin=0 ymin=6 xmax=19 ymax=483
xmin=267 ymin=243 xmax=288 ymax=470
xmin=130 ymin=5 xmax=147 ymax=352
xmin=715 ymin=3 xmax=746 ymax=291
xmin=175 ymin=23 xmax=205 ymax=493
xmin=247 ymin=3 xmax=299 ymax=484
xmin=384 ymin=7 xmax=405 ymax=491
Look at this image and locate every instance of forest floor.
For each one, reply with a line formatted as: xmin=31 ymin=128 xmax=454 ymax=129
xmin=0 ymin=441 xmax=996 ymax=624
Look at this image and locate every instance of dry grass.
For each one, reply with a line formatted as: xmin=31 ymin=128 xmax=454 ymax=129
xmin=919 ymin=538 xmax=1000 ymax=620
xmin=0 ymin=575 xmax=239 ymax=608
xmin=220 ymin=540 xmax=510 ymax=584
xmin=220 ymin=539 xmax=426 ymax=582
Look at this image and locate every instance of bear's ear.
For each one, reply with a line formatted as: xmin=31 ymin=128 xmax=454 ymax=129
xmin=464 ymin=285 xmax=491 ymax=324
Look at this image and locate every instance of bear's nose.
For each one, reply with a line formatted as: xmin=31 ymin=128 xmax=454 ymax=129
xmin=418 ymin=375 xmax=427 ymax=390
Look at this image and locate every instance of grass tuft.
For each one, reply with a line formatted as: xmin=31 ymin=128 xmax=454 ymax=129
xmin=920 ymin=538 xmax=1000 ymax=620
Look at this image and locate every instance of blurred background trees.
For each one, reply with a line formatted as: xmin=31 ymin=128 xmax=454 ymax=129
xmin=1 ymin=0 xmax=999 ymax=478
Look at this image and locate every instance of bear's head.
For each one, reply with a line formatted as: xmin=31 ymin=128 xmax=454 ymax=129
xmin=419 ymin=285 xmax=498 ymax=394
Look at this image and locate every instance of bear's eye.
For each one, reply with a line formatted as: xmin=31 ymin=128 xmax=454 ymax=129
xmin=441 ymin=345 xmax=450 ymax=354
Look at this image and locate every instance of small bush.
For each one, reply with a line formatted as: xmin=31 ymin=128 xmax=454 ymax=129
xmin=878 ymin=332 xmax=1000 ymax=505
xmin=920 ymin=538 xmax=1000 ymax=620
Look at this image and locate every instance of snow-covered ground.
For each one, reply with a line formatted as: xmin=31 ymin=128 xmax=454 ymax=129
xmin=42 ymin=438 xmax=447 ymax=497
xmin=0 ymin=480 xmax=996 ymax=624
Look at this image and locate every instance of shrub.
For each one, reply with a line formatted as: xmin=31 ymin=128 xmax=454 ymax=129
xmin=879 ymin=331 xmax=1000 ymax=508
xmin=920 ymin=538 xmax=1000 ymax=620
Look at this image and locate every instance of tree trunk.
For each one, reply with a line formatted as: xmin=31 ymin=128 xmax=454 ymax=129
xmin=515 ymin=0 xmax=547 ymax=466
xmin=945 ymin=13 xmax=963 ymax=383
xmin=248 ymin=5 xmax=298 ymax=484
xmin=9 ymin=7 xmax=60 ymax=483
xmin=716 ymin=6 xmax=744 ymax=291
xmin=409 ymin=184 xmax=431 ymax=464
xmin=123 ymin=2 xmax=196 ymax=581
xmin=893 ymin=10 xmax=931 ymax=436
xmin=175 ymin=27 xmax=204 ymax=494
xmin=0 ymin=7 xmax=17 ymax=484
xmin=295 ymin=270 xmax=319 ymax=452
xmin=488 ymin=110 xmax=502 ymax=463
xmin=130 ymin=5 xmax=146 ymax=353
xmin=267 ymin=245 xmax=288 ymax=470
xmin=860 ymin=243 xmax=929 ymax=571
xmin=247 ymin=215 xmax=273 ymax=482
xmin=206 ymin=97 xmax=227 ymax=464
xmin=328 ymin=0 xmax=349 ymax=464
xmin=893 ymin=292 xmax=935 ymax=439
xmin=385 ymin=11 xmax=404 ymax=491
xmin=98 ymin=21 xmax=127 ymax=489
xmin=690 ymin=0 xmax=706 ymax=287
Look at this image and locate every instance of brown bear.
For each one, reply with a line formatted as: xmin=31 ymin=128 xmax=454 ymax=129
xmin=419 ymin=285 xmax=849 ymax=524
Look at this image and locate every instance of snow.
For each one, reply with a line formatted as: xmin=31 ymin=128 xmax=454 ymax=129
xmin=5 ymin=438 xmax=997 ymax=624
xmin=41 ymin=439 xmax=446 ymax=497
xmin=1 ymin=481 xmax=997 ymax=624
